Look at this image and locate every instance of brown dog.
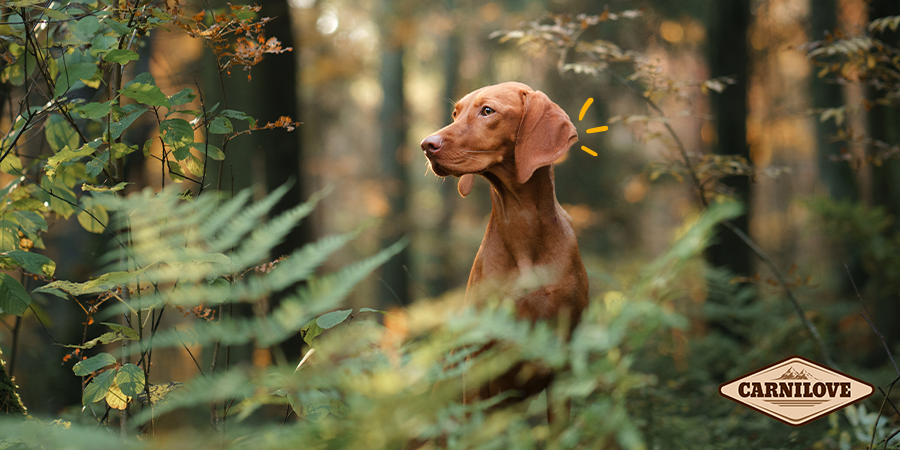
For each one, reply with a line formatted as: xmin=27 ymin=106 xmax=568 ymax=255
xmin=420 ymin=82 xmax=589 ymax=417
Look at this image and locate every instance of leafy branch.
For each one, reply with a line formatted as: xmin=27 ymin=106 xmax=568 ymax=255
xmin=493 ymin=12 xmax=836 ymax=367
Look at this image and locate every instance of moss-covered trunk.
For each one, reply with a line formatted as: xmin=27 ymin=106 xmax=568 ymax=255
xmin=0 ymin=349 xmax=25 ymax=415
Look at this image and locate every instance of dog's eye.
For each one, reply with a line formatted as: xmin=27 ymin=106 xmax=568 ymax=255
xmin=482 ymin=107 xmax=495 ymax=116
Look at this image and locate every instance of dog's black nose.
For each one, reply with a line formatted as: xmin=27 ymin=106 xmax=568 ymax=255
xmin=420 ymin=135 xmax=443 ymax=155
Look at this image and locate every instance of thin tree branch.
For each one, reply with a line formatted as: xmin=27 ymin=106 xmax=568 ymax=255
xmin=175 ymin=329 xmax=204 ymax=377
xmin=844 ymin=263 xmax=900 ymax=375
xmin=606 ymin=67 xmax=836 ymax=368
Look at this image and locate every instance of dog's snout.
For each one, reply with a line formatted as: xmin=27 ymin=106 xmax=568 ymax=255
xmin=421 ymin=135 xmax=443 ymax=155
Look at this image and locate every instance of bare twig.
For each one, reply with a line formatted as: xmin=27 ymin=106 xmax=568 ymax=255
xmin=121 ymin=287 xmax=129 ymax=437
xmin=209 ymin=339 xmax=219 ymax=428
xmin=608 ymin=72 xmax=837 ymax=368
xmin=878 ymin=385 xmax=900 ymax=420
xmin=377 ymin=276 xmax=405 ymax=307
xmin=548 ymin=31 xmax=832 ymax=365
xmin=871 ymin=376 xmax=900 ymax=449
xmin=175 ymin=329 xmax=205 ymax=377
xmin=720 ymin=220 xmax=835 ymax=367
xmin=607 ymin=71 xmax=706 ymax=205
xmin=195 ymin=78 xmax=211 ymax=197
xmin=845 ymin=263 xmax=900 ymax=375
xmin=27 ymin=304 xmax=59 ymax=345
xmin=403 ymin=264 xmax=431 ymax=298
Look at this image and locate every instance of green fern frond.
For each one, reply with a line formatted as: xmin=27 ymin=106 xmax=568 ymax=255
xmin=197 ymin=189 xmax=253 ymax=239
xmin=121 ymin=237 xmax=407 ymax=353
xmin=230 ymin=186 xmax=329 ymax=267
xmin=206 ymin=184 xmax=291 ymax=252
xmin=96 ymin=227 xmax=370 ymax=319
xmin=264 ymin=228 xmax=362 ymax=292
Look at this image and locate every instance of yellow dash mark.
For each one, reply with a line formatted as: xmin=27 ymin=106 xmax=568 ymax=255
xmin=579 ymin=98 xmax=593 ymax=121
xmin=581 ymin=146 xmax=597 ymax=156
xmin=587 ymin=126 xmax=609 ymax=133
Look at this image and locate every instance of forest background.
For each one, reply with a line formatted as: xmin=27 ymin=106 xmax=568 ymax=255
xmin=1 ymin=0 xmax=900 ymax=448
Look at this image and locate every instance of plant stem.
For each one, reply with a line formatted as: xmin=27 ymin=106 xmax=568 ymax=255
xmin=845 ymin=263 xmax=899 ymax=375
xmin=604 ymin=69 xmax=837 ymax=368
xmin=209 ymin=339 xmax=219 ymax=429
xmin=121 ymin=286 xmax=130 ymax=437
xmin=8 ymin=316 xmax=22 ymax=379
xmin=722 ymin=220 xmax=835 ymax=367
xmin=8 ymin=271 xmax=30 ymax=382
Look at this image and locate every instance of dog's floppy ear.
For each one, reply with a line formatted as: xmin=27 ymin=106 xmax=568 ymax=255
xmin=458 ymin=174 xmax=474 ymax=198
xmin=514 ymin=89 xmax=578 ymax=184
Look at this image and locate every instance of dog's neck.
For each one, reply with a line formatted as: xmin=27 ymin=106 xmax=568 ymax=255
xmin=483 ymin=164 xmax=558 ymax=214
xmin=481 ymin=165 xmax=570 ymax=262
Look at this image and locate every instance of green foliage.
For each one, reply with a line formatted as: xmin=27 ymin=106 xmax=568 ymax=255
xmin=807 ymin=198 xmax=900 ymax=301
xmin=0 ymin=250 xmax=54 ymax=277
xmin=0 ymin=1 xmax=891 ymax=448
xmin=0 ymin=0 xmax=291 ymax=255
xmin=64 ymin=323 xmax=139 ymax=350
xmin=0 ymin=0 xmax=303 ymax=440
xmin=82 ymin=370 xmax=115 ymax=406
xmin=806 ymin=14 xmax=900 ymax=166
xmin=0 ymin=273 xmax=30 ymax=316
xmin=300 ymin=308 xmax=352 ymax=346
xmin=485 ymin=9 xmax=897 ymax=449
xmin=0 ymin=193 xmax=742 ymax=448
xmin=72 ymin=353 xmax=116 ymax=376
xmin=491 ymin=13 xmax=779 ymax=201
xmin=115 ymin=364 xmax=146 ymax=398
xmin=29 ymin=183 xmax=404 ymax=421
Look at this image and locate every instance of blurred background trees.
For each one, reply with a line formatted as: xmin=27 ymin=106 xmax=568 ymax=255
xmin=3 ymin=0 xmax=900 ymax=447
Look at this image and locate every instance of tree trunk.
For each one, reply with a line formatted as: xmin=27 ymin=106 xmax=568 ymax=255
xmin=811 ymin=0 xmax=857 ymax=202
xmin=239 ymin=0 xmax=308 ymax=361
xmin=378 ymin=2 xmax=411 ymax=307
xmin=866 ymin=0 xmax=900 ymax=354
xmin=254 ymin=0 xmax=309 ymax=259
xmin=708 ymin=0 xmax=753 ymax=276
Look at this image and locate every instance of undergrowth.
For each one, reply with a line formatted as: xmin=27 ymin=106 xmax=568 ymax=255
xmin=0 ymin=2 xmax=898 ymax=449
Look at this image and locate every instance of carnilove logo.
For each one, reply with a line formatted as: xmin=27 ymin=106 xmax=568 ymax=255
xmin=719 ymin=355 xmax=874 ymax=426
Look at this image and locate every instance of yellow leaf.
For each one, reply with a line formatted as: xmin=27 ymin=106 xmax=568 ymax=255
xmin=77 ymin=202 xmax=108 ymax=234
xmin=106 ymin=382 xmax=131 ymax=410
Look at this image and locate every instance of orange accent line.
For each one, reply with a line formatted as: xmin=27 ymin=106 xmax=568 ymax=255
xmin=579 ymin=98 xmax=593 ymax=121
xmin=587 ymin=126 xmax=609 ymax=133
xmin=581 ymin=146 xmax=597 ymax=156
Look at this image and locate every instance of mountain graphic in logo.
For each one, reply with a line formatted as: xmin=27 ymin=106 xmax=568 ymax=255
xmin=774 ymin=366 xmax=819 ymax=381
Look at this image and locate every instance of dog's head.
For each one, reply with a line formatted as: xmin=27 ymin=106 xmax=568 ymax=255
xmin=420 ymin=82 xmax=578 ymax=197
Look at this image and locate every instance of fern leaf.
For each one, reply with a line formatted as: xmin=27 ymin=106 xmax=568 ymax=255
xmin=231 ymin=187 xmax=329 ymax=267
xmin=206 ymin=184 xmax=290 ymax=251
xmin=265 ymin=229 xmax=362 ymax=292
xmin=197 ymin=189 xmax=253 ymax=239
xmin=125 ymin=238 xmax=408 ymax=352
